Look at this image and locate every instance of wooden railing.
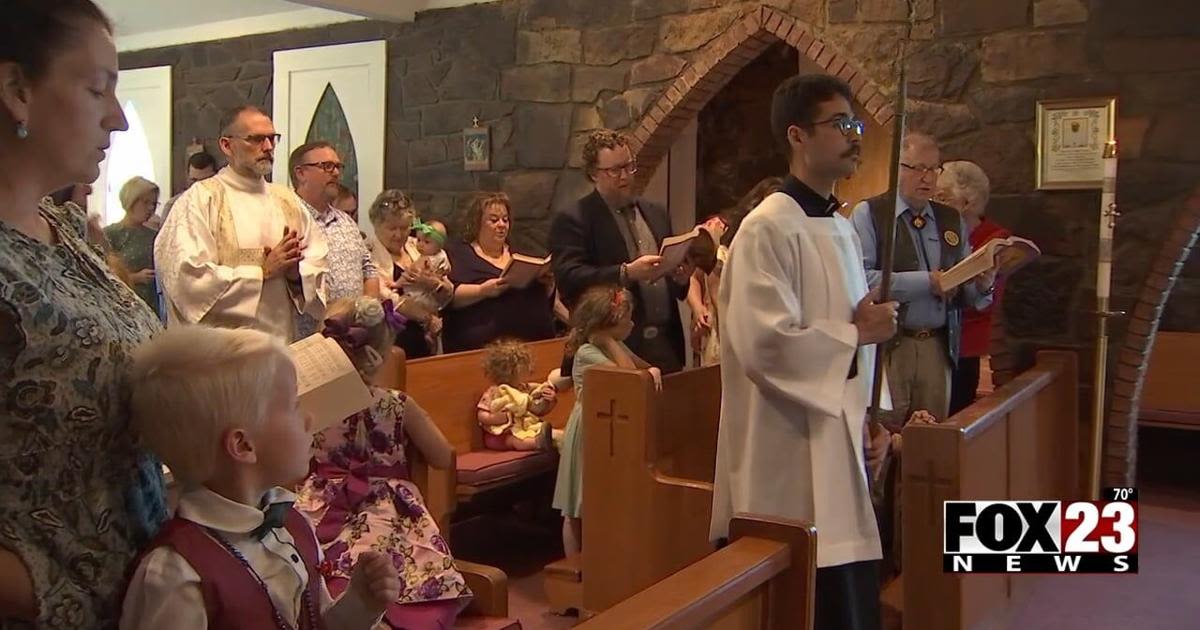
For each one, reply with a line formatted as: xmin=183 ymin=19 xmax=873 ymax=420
xmin=902 ymin=350 xmax=1080 ymax=630
xmin=577 ymin=515 xmax=816 ymax=630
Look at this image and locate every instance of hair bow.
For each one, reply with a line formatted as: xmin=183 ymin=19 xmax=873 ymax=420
xmin=381 ymin=299 xmax=408 ymax=333
xmin=322 ymin=318 xmax=371 ymax=350
xmin=412 ymin=221 xmax=446 ymax=245
xmin=612 ymin=290 xmax=625 ymax=309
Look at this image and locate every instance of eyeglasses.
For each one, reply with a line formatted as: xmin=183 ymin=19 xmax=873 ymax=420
xmin=300 ymin=161 xmax=344 ymax=173
xmin=808 ymin=116 xmax=865 ymax=137
xmin=224 ymin=133 xmax=282 ymax=146
xmin=901 ymin=162 xmax=945 ymax=177
xmin=596 ymin=161 xmax=638 ymax=177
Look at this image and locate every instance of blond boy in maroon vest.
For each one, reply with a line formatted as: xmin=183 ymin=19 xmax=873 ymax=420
xmin=120 ymin=326 xmax=399 ymax=630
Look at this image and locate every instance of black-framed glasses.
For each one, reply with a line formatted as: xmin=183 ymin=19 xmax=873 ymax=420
xmin=224 ymin=133 xmax=282 ymax=146
xmin=596 ymin=161 xmax=638 ymax=177
xmin=300 ymin=161 xmax=344 ymax=173
xmin=901 ymin=162 xmax=944 ymax=177
xmin=808 ymin=116 xmax=865 ymax=137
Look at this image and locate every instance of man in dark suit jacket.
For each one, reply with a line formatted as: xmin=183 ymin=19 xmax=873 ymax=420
xmin=549 ymin=129 xmax=693 ymax=373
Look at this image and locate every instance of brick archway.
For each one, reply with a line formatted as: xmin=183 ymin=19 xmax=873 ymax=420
xmin=1104 ymin=188 xmax=1200 ymax=486
xmin=629 ymin=5 xmax=895 ymax=191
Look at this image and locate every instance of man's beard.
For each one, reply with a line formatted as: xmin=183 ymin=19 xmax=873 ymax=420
xmin=250 ymin=158 xmax=273 ymax=177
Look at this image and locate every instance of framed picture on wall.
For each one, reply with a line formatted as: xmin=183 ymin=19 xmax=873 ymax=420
xmin=463 ymin=125 xmax=490 ymax=171
xmin=1035 ymin=97 xmax=1117 ymax=190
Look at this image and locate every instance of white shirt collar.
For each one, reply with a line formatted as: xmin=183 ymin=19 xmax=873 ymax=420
xmin=175 ymin=486 xmax=297 ymax=535
xmin=217 ymin=166 xmax=268 ymax=195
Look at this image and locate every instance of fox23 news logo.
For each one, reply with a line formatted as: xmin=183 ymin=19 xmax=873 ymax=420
xmin=943 ymin=487 xmax=1138 ymax=574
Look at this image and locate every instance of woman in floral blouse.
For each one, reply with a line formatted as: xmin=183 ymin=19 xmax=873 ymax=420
xmin=0 ymin=2 xmax=168 ymax=627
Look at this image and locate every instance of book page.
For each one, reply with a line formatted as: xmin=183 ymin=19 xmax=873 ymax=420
xmin=290 ymin=335 xmax=374 ymax=432
xmin=291 ymin=334 xmax=351 ymax=394
xmin=938 ymin=236 xmax=1041 ymax=292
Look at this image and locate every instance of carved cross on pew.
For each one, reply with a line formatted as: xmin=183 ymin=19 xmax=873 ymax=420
xmin=597 ymin=398 xmax=630 ymax=457
xmin=908 ymin=459 xmax=955 ymax=521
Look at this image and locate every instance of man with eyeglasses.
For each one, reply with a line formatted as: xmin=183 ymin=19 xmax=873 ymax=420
xmin=849 ymin=131 xmax=997 ymax=425
xmin=155 ymin=105 xmax=329 ymax=342
xmin=549 ymin=128 xmax=695 ymax=373
xmin=288 ymin=140 xmax=379 ymax=338
xmin=710 ymin=74 xmax=897 ymax=630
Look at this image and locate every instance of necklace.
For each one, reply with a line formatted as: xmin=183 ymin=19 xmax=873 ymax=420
xmin=205 ymin=528 xmax=318 ymax=630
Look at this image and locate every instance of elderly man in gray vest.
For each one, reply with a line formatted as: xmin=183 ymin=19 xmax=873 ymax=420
xmin=850 ymin=131 xmax=997 ymax=424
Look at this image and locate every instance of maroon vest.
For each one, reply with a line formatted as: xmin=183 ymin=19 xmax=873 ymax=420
xmin=127 ymin=509 xmax=327 ymax=630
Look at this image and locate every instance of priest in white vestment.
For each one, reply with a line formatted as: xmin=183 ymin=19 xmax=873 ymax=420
xmin=710 ymin=75 xmax=897 ymax=630
xmin=155 ymin=106 xmax=328 ymax=342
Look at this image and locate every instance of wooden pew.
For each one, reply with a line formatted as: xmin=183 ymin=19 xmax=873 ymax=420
xmin=575 ymin=364 xmax=723 ymax=613
xmin=576 ymin=514 xmax=816 ymax=630
xmin=394 ymin=338 xmax=575 ymax=522
xmin=901 ymin=350 xmax=1080 ymax=630
xmin=1138 ymin=331 xmax=1200 ymax=430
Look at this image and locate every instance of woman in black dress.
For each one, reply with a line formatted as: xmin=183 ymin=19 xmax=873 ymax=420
xmin=366 ymin=189 xmax=451 ymax=359
xmin=443 ymin=192 xmax=558 ymax=353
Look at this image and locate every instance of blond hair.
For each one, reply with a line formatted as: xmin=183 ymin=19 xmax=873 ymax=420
xmin=462 ymin=192 xmax=511 ymax=244
xmin=118 ymin=176 xmax=158 ymax=214
xmin=566 ymin=285 xmax=633 ymax=355
xmin=128 ymin=326 xmax=291 ymax=486
xmin=323 ymin=296 xmax=397 ymax=379
xmin=483 ymin=339 xmax=533 ymax=386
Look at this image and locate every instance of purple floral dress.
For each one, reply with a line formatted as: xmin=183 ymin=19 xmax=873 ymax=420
xmin=296 ymin=387 xmax=470 ymax=621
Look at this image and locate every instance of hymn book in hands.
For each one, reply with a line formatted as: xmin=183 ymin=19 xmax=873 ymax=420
xmin=290 ymin=334 xmax=374 ymax=433
xmin=658 ymin=226 xmax=704 ymax=271
xmin=500 ymin=253 xmax=552 ymax=289
xmin=936 ymin=235 xmax=1041 ymax=293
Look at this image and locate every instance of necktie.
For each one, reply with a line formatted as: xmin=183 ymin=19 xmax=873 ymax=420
xmin=911 ymin=212 xmax=927 ymax=230
xmin=251 ymin=501 xmax=294 ymax=541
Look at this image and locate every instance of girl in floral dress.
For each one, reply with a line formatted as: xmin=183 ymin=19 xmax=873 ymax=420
xmin=296 ymin=296 xmax=471 ymax=629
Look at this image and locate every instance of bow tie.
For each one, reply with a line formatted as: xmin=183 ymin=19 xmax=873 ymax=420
xmin=251 ymin=501 xmax=294 ymax=541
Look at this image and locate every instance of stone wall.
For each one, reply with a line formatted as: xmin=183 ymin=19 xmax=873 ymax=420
xmin=695 ymin=41 xmax=795 ymax=221
xmin=121 ymin=0 xmax=1200 ymax=341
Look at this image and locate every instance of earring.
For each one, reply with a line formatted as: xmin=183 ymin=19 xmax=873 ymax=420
xmin=15 ymin=121 xmax=28 ymax=140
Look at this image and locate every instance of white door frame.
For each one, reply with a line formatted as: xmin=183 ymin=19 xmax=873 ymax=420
xmin=90 ymin=65 xmax=172 ymax=225
xmin=272 ymin=40 xmax=387 ymax=234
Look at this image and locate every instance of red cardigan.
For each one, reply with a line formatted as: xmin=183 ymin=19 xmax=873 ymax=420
xmin=962 ymin=218 xmax=1011 ymax=358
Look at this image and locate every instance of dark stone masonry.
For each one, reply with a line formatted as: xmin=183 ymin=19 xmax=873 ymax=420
xmin=121 ymin=0 xmax=1200 ymax=354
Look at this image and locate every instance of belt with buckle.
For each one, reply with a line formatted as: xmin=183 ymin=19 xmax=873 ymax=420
xmin=901 ymin=327 xmax=945 ymax=340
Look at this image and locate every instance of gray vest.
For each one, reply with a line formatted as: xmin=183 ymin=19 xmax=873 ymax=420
xmin=866 ymin=193 xmax=965 ymax=365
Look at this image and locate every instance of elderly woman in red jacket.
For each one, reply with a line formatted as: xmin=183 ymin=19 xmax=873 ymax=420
xmin=937 ymin=160 xmax=1011 ymax=416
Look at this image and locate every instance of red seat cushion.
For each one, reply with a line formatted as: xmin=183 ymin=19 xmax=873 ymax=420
xmin=456 ymin=449 xmax=557 ymax=486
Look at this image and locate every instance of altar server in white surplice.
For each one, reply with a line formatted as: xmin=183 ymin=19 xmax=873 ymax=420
xmin=709 ymin=75 xmax=898 ymax=630
xmin=156 ymin=106 xmax=328 ymax=341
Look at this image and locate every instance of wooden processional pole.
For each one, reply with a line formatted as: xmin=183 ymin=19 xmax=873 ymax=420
xmin=868 ymin=4 xmax=912 ymax=446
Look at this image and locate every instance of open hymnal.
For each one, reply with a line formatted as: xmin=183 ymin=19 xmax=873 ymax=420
xmin=290 ymin=334 xmax=374 ymax=433
xmin=500 ymin=253 xmax=552 ymax=289
xmin=937 ymin=235 xmax=1041 ymax=293
xmin=658 ymin=226 xmax=704 ymax=271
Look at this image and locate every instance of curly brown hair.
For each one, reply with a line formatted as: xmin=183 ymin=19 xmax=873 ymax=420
xmin=565 ymin=285 xmax=633 ymax=355
xmin=482 ymin=338 xmax=534 ymax=386
xmin=582 ymin=129 xmax=630 ymax=182
xmin=462 ymin=191 xmax=512 ymax=244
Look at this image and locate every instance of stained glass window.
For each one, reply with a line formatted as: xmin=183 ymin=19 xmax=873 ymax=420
xmin=306 ymin=83 xmax=359 ymax=199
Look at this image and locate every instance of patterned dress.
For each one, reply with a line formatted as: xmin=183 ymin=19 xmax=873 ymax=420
xmin=102 ymin=222 xmax=158 ymax=310
xmin=0 ymin=199 xmax=167 ymax=629
xmin=297 ymin=387 xmax=470 ymax=627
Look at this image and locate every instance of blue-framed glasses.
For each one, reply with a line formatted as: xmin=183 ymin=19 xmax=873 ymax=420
xmin=809 ymin=116 xmax=865 ymax=137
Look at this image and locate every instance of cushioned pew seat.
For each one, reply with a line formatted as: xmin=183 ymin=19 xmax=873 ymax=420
xmin=456 ymin=449 xmax=559 ymax=488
